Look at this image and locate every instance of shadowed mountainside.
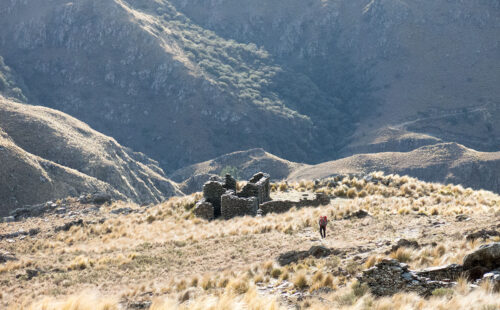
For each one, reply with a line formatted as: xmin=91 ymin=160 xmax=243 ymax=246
xmin=0 ymin=0 xmax=498 ymax=171
xmin=0 ymin=97 xmax=181 ymax=216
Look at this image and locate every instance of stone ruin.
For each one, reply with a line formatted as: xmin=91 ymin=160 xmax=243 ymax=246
xmin=193 ymin=172 xmax=330 ymax=220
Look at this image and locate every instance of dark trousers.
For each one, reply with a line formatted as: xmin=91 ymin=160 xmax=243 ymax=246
xmin=319 ymin=225 xmax=326 ymax=238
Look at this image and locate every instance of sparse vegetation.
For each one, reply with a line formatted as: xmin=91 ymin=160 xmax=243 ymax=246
xmin=1 ymin=172 xmax=500 ymax=309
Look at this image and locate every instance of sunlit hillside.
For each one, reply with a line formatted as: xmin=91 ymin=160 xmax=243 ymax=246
xmin=2 ymin=173 xmax=499 ymax=309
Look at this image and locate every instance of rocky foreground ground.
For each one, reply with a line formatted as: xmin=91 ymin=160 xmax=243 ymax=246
xmin=0 ymin=173 xmax=499 ymax=309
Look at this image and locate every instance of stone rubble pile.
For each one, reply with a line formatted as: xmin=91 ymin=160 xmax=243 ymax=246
xmin=358 ymin=259 xmax=453 ymax=297
xmin=358 ymin=242 xmax=500 ymax=296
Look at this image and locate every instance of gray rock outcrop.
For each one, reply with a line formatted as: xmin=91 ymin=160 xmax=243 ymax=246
xmin=357 ymin=243 xmax=500 ymax=297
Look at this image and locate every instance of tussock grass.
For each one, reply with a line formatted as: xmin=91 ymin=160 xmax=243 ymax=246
xmin=293 ymin=271 xmax=309 ymax=289
xmin=4 ymin=172 xmax=500 ymax=309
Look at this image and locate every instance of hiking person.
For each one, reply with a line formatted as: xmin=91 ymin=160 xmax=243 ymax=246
xmin=319 ymin=216 xmax=328 ymax=239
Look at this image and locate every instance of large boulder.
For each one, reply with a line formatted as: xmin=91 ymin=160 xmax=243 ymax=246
xmin=463 ymin=243 xmax=500 ymax=280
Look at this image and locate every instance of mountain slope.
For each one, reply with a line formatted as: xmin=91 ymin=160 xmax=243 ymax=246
xmin=289 ymin=143 xmax=500 ymax=194
xmin=170 ymin=148 xmax=303 ymax=193
xmin=173 ymin=0 xmax=500 ymax=153
xmin=0 ymin=0 xmax=498 ymax=171
xmin=170 ymin=148 xmax=302 ymax=182
xmin=0 ymin=0 xmax=343 ymax=171
xmin=0 ymin=96 xmax=181 ymax=215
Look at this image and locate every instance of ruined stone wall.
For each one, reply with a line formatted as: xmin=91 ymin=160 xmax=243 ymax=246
xmin=259 ymin=200 xmax=297 ymax=215
xmin=223 ymin=174 xmax=237 ymax=191
xmin=193 ymin=199 xmax=214 ymax=220
xmin=259 ymin=193 xmax=330 ymax=215
xmin=195 ymin=173 xmax=330 ymax=220
xmin=203 ymin=181 xmax=226 ymax=217
xmin=221 ymin=191 xmax=258 ymax=220
xmin=239 ymin=172 xmax=270 ymax=204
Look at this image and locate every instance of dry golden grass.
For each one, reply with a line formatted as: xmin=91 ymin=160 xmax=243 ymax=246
xmin=2 ymin=172 xmax=500 ymax=309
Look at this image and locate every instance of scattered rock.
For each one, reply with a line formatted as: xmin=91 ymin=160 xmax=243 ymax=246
xmin=128 ymin=301 xmax=152 ymax=309
xmin=0 ymin=228 xmax=40 ymax=240
xmin=277 ymin=246 xmax=338 ymax=265
xmin=358 ymin=259 xmax=453 ymax=297
xmin=466 ymin=229 xmax=500 ymax=241
xmin=79 ymin=193 xmax=113 ymax=205
xmin=392 ymin=238 xmax=420 ymax=251
xmin=55 ymin=207 xmax=67 ymax=214
xmin=54 ymin=219 xmax=84 ymax=232
xmin=344 ymin=209 xmax=369 ymax=219
xmin=26 ymin=269 xmax=40 ymax=280
xmin=476 ymin=271 xmax=500 ymax=292
xmin=28 ymin=228 xmax=40 ymax=236
xmin=455 ymin=214 xmax=470 ymax=222
xmin=0 ymin=252 xmax=17 ymax=263
xmin=110 ymin=207 xmax=134 ymax=215
xmin=90 ymin=193 xmax=113 ymax=205
xmin=308 ymin=245 xmax=332 ymax=258
xmin=4 ymin=216 xmax=15 ymax=222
